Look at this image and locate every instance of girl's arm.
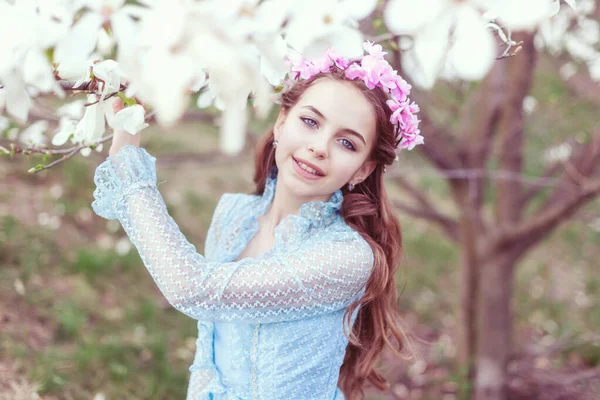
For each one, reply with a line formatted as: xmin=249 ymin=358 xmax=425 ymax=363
xmin=92 ymin=145 xmax=374 ymax=324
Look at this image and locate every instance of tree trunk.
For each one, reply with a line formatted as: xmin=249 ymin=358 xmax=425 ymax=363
xmin=454 ymin=183 xmax=481 ymax=389
xmin=474 ymin=251 xmax=519 ymax=400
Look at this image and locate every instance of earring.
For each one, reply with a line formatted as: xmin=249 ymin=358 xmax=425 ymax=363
xmin=273 ymin=140 xmax=278 ymax=148
xmin=348 ymin=182 xmax=355 ymax=191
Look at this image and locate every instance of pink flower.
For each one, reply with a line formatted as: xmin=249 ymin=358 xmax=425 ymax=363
xmin=362 ymin=59 xmax=396 ymax=90
xmin=325 ymin=48 xmax=350 ymax=69
xmin=345 ymin=64 xmax=365 ymax=80
xmin=363 ymin=41 xmax=387 ymax=59
xmin=387 ymin=99 xmax=401 ymax=113
xmin=390 ymin=76 xmax=411 ymax=103
xmin=398 ymin=131 xmax=425 ymax=151
xmin=313 ymin=56 xmax=334 ymax=74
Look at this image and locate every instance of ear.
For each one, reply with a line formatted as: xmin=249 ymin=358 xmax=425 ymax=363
xmin=273 ymin=109 xmax=288 ymax=141
xmin=351 ymin=159 xmax=377 ymax=184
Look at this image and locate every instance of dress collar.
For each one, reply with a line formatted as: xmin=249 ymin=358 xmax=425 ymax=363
xmin=260 ymin=165 xmax=343 ymax=228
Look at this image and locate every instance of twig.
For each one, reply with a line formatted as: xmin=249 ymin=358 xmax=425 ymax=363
xmin=393 ymin=199 xmax=459 ymax=241
xmin=25 ymin=134 xmax=113 ymax=173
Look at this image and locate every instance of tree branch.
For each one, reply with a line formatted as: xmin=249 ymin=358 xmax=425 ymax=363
xmin=459 ymin=57 xmax=506 ymax=210
xmin=495 ymin=177 xmax=600 ymax=252
xmin=495 ymin=31 xmax=537 ymax=224
xmin=392 ymin=200 xmax=459 ymax=241
xmin=518 ymin=161 xmax=563 ymax=209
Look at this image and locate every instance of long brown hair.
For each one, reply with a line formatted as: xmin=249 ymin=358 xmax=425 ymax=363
xmin=252 ymin=69 xmax=412 ymax=399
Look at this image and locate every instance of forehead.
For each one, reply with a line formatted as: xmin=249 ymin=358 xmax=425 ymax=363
xmin=294 ymin=79 xmax=377 ymax=144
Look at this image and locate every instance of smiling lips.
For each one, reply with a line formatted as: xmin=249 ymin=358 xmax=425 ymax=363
xmin=293 ymin=156 xmax=325 ymax=179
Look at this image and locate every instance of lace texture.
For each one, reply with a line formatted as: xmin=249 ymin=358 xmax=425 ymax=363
xmin=92 ymin=145 xmax=374 ymax=400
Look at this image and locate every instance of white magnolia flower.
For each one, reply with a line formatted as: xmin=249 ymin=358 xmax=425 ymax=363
xmin=73 ymin=95 xmax=106 ymax=144
xmin=522 ymin=96 xmax=538 ymax=115
xmin=384 ymin=0 xmax=449 ymax=36
xmin=0 ymin=115 xmax=10 ymax=132
xmin=80 ymin=143 xmax=104 ymax=157
xmin=220 ymin=98 xmax=247 ymax=155
xmin=1 ymin=71 xmax=33 ymax=122
xmin=387 ymin=0 xmax=495 ymax=88
xmin=111 ymin=104 xmax=149 ymax=135
xmin=57 ymin=100 xmax=86 ymax=120
xmin=285 ymin=0 xmax=371 ymax=59
xmin=51 ymin=117 xmax=77 ymax=146
xmin=19 ymin=120 xmax=49 ymax=147
xmin=92 ymin=60 xmax=125 ymax=99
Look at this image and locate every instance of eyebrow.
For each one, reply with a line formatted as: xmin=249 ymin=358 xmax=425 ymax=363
xmin=302 ymin=105 xmax=367 ymax=145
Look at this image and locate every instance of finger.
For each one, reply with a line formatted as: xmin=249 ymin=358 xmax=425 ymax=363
xmin=112 ymin=97 xmax=125 ymax=113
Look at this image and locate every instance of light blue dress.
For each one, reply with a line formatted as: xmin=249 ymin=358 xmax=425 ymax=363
xmin=91 ymin=145 xmax=375 ymax=400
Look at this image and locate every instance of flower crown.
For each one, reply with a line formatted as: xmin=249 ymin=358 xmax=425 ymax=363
xmin=284 ymin=41 xmax=424 ymax=155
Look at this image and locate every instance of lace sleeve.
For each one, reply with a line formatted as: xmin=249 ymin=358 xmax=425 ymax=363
xmin=92 ymin=145 xmax=374 ymax=323
xmin=203 ymin=192 xmax=232 ymax=261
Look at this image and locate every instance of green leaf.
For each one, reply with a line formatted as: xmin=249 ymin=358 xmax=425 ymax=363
xmin=117 ymin=92 xmax=137 ymax=107
xmin=28 ymin=164 xmax=45 ymax=173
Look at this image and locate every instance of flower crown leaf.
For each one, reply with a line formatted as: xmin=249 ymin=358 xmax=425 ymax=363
xmin=284 ymin=41 xmax=424 ymax=154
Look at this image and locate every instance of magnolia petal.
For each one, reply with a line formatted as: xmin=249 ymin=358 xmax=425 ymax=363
xmin=564 ymin=0 xmax=577 ymax=10
xmin=97 ymin=28 xmax=115 ymax=56
xmin=112 ymin=104 xmax=148 ymax=135
xmin=256 ymin=34 xmax=289 ymax=86
xmin=190 ymin=72 xmax=208 ymax=92
xmin=92 ymin=60 xmax=123 ymax=97
xmin=588 ymin=57 xmax=600 ymax=81
xmin=51 ymin=118 xmax=76 ymax=146
xmin=493 ymin=0 xmax=554 ymax=31
xmin=139 ymin=50 xmax=194 ymax=126
xmin=325 ymin=26 xmax=364 ymax=59
xmin=74 ymin=101 xmax=105 ymax=143
xmin=285 ymin=0 xmax=339 ymax=52
xmin=549 ymin=0 xmax=561 ymax=17
xmin=4 ymin=73 xmax=32 ymax=122
xmin=111 ymin=8 xmax=139 ymax=74
xmin=448 ymin=5 xmax=496 ymax=81
xmin=219 ymin=98 xmax=247 ymax=155
xmin=401 ymin=14 xmax=452 ymax=89
xmin=256 ymin=0 xmax=292 ymax=33
xmin=23 ymin=50 xmax=55 ymax=92
xmin=54 ymin=12 xmax=103 ymax=79
xmin=19 ymin=120 xmax=49 ymax=147
xmin=342 ymin=0 xmax=377 ymax=20
xmin=384 ymin=0 xmax=449 ymax=35
xmin=197 ymin=88 xmax=216 ymax=109
xmin=57 ymin=100 xmax=85 ymax=120
xmin=300 ymin=25 xmax=364 ymax=62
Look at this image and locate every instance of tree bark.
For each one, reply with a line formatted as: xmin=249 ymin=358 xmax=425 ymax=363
xmin=454 ymin=182 xmax=481 ymax=386
xmin=475 ymin=250 xmax=519 ymax=400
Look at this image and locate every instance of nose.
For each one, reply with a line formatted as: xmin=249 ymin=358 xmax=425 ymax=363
xmin=308 ymin=136 xmax=329 ymax=159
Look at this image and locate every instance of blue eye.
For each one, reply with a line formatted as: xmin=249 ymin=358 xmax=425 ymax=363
xmin=300 ymin=117 xmax=318 ymax=128
xmin=340 ymin=138 xmax=356 ymax=151
xmin=300 ymin=117 xmax=356 ymax=151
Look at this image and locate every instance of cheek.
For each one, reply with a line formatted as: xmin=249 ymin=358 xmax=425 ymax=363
xmin=279 ymin=120 xmax=305 ymax=147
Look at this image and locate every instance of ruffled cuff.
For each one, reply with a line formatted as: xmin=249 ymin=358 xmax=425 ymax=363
xmin=91 ymin=145 xmax=157 ymax=220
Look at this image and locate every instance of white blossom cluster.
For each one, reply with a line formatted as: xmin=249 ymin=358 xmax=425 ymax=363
xmin=0 ymin=0 xmax=590 ymax=156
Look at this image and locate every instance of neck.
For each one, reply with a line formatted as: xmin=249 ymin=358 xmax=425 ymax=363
xmin=260 ymin=178 xmax=330 ymax=233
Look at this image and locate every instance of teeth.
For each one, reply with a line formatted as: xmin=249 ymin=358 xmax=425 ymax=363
xmin=297 ymin=159 xmax=321 ymax=176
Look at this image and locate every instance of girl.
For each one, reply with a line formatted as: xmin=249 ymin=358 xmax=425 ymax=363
xmin=92 ymin=42 xmax=421 ymax=400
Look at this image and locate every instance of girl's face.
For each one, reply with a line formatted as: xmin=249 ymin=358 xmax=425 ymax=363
xmin=273 ymin=78 xmax=378 ymax=201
